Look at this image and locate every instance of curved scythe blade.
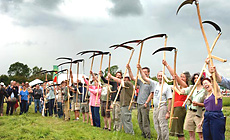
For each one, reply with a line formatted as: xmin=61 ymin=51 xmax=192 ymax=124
xmin=89 ymin=52 xmax=110 ymax=59
xmin=76 ymin=50 xmax=103 ymax=55
xmin=58 ymin=61 xmax=72 ymax=67
xmin=109 ymin=44 xmax=134 ymax=50
xmin=58 ymin=69 xmax=68 ymax=74
xmin=202 ymin=20 xmax=221 ymax=33
xmin=72 ymin=59 xmax=84 ymax=63
xmin=137 ymin=34 xmax=167 ymax=46
xmin=45 ymin=70 xmax=58 ymax=73
xmin=176 ymin=0 xmax=195 ymax=15
xmin=56 ymin=57 xmax=72 ymax=61
xmin=120 ymin=40 xmax=141 ymax=46
xmin=152 ymin=46 xmax=176 ymax=55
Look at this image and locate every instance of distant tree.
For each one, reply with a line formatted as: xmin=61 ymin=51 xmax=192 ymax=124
xmin=0 ymin=75 xmax=10 ymax=85
xmin=32 ymin=66 xmax=42 ymax=76
xmin=8 ymin=62 xmax=31 ymax=78
xmin=104 ymin=65 xmax=119 ymax=77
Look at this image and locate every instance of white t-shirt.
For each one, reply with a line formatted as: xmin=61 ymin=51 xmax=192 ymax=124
xmin=150 ymin=79 xmax=172 ymax=107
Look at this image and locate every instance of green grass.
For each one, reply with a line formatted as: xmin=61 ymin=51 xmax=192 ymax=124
xmin=0 ymin=103 xmax=230 ymax=140
xmin=223 ymin=97 xmax=230 ymax=106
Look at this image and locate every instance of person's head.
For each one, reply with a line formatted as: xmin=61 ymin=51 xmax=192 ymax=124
xmin=25 ymin=82 xmax=29 ymax=88
xmin=115 ymin=71 xmax=123 ymax=79
xmin=21 ymin=82 xmax=25 ymax=87
xmin=191 ymin=73 xmax=204 ymax=85
xmin=22 ymin=85 xmax=26 ymax=90
xmin=124 ymin=74 xmax=130 ymax=81
xmin=142 ymin=67 xmax=150 ymax=77
xmin=201 ymin=78 xmax=212 ymax=92
xmin=92 ymin=73 xmax=98 ymax=81
xmin=36 ymin=84 xmax=40 ymax=89
xmin=157 ymin=71 xmax=163 ymax=83
xmin=180 ymin=71 xmax=191 ymax=86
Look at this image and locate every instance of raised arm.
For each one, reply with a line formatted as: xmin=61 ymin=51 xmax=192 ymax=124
xmin=162 ymin=60 xmax=188 ymax=88
xmin=137 ymin=63 xmax=150 ymax=83
xmin=205 ymin=58 xmax=222 ymax=83
xmin=108 ymin=73 xmax=121 ymax=84
xmin=126 ymin=64 xmax=135 ymax=81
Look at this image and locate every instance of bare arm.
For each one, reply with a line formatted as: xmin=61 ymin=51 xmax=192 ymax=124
xmin=144 ymin=92 xmax=153 ymax=107
xmin=137 ymin=64 xmax=150 ymax=83
xmin=126 ymin=64 xmax=135 ymax=81
xmin=162 ymin=60 xmax=188 ymax=88
xmin=108 ymin=73 xmax=121 ymax=84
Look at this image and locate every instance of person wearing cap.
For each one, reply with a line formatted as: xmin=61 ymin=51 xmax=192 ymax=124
xmin=6 ymin=81 xmax=18 ymax=115
xmin=127 ymin=64 xmax=154 ymax=138
xmin=19 ymin=84 xmax=29 ymax=115
xmin=137 ymin=64 xmax=172 ymax=140
xmin=33 ymin=84 xmax=42 ymax=113
xmin=0 ymin=82 xmax=7 ymax=116
xmin=108 ymin=72 xmax=134 ymax=134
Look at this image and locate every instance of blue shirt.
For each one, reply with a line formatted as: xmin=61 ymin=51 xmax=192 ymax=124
xmin=20 ymin=90 xmax=29 ymax=101
xmin=219 ymin=76 xmax=230 ymax=90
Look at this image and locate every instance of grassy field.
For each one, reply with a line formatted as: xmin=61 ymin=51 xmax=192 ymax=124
xmin=0 ymin=103 xmax=230 ymax=140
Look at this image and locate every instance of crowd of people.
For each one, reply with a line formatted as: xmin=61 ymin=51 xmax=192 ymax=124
xmin=0 ymin=58 xmax=228 ymax=140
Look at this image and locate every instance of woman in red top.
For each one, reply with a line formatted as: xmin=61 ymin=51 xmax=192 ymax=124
xmin=163 ymin=60 xmax=190 ymax=140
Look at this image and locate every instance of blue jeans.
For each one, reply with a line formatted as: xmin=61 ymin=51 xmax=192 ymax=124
xmin=29 ymin=95 xmax=33 ymax=106
xmin=20 ymin=100 xmax=28 ymax=115
xmin=91 ymin=106 xmax=100 ymax=127
xmin=57 ymin=102 xmax=63 ymax=118
xmin=34 ymin=99 xmax=41 ymax=113
xmin=49 ymin=99 xmax=55 ymax=116
xmin=203 ymin=111 xmax=225 ymax=140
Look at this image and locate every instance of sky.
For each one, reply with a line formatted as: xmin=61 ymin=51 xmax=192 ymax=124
xmin=0 ymin=0 xmax=230 ymax=79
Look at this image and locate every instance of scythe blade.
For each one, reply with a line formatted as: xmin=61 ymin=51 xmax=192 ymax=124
xmin=109 ymin=44 xmax=134 ymax=50
xmin=202 ymin=20 xmax=221 ymax=33
xmin=152 ymin=46 xmax=176 ymax=55
xmin=56 ymin=57 xmax=72 ymax=61
xmin=89 ymin=52 xmax=110 ymax=59
xmin=137 ymin=34 xmax=167 ymax=45
xmin=76 ymin=50 xmax=103 ymax=55
xmin=176 ymin=0 xmax=195 ymax=15
xmin=120 ymin=40 xmax=141 ymax=46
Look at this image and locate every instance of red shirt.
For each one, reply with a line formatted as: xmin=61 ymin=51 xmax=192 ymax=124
xmin=174 ymin=91 xmax=187 ymax=107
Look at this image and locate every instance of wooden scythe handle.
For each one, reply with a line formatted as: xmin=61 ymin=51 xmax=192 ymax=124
xmin=67 ymin=70 xmax=71 ymax=111
xmin=106 ymin=53 xmax=112 ymax=112
xmin=85 ymin=53 xmax=95 ymax=100
xmin=76 ymin=63 xmax=79 ymax=106
xmin=182 ymin=32 xmax=223 ymax=106
xmin=158 ymin=36 xmax=167 ymax=109
xmin=196 ymin=1 xmax=218 ymax=104
xmin=95 ymin=54 xmax=104 ymax=106
xmin=128 ymin=42 xmax=144 ymax=110
xmin=113 ymin=49 xmax=134 ymax=104
xmin=169 ymin=49 xmax=177 ymax=129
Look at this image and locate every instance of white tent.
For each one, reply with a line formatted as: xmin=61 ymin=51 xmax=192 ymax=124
xmin=29 ymin=79 xmax=43 ymax=87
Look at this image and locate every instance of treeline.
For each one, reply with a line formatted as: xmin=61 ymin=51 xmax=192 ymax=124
xmin=0 ymin=62 xmax=52 ymax=85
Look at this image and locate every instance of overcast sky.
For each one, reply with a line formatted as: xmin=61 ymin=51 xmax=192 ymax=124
xmin=0 ymin=0 xmax=230 ymax=79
